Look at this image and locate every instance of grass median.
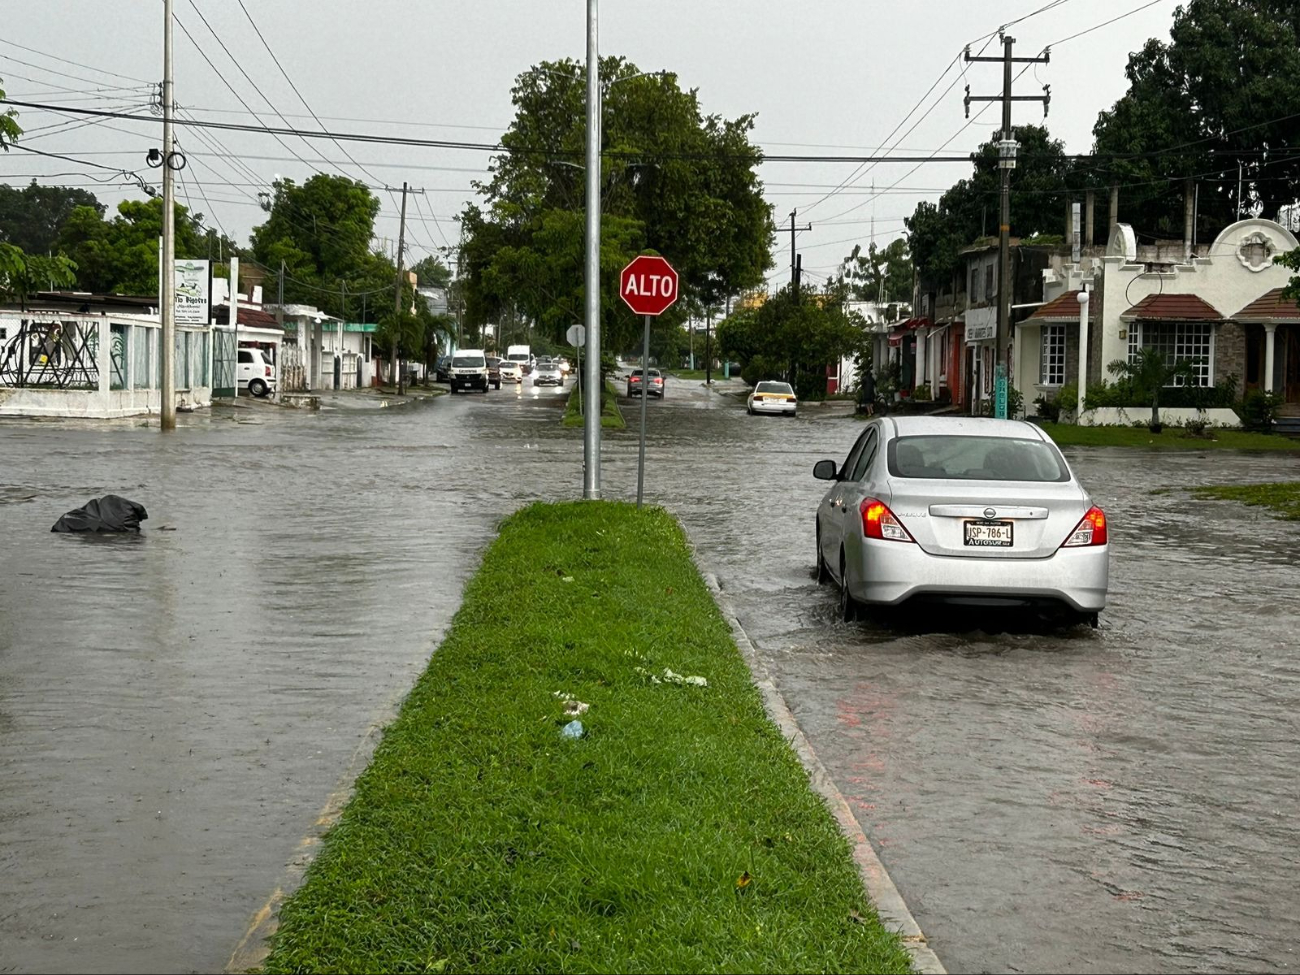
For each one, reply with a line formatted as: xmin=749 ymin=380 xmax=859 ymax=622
xmin=1039 ymin=424 xmax=1300 ymax=451
xmin=1190 ymin=482 xmax=1300 ymax=520
xmin=261 ymin=502 xmax=912 ymax=975
xmin=563 ymin=381 xmax=625 ymax=428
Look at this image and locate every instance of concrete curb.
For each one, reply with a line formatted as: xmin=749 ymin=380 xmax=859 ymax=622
xmin=697 ymin=565 xmax=946 ymax=975
xmin=224 ymin=687 xmax=407 ymax=973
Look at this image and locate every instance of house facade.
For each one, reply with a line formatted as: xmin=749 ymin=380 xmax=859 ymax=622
xmin=1019 ymin=217 xmax=1300 ymax=425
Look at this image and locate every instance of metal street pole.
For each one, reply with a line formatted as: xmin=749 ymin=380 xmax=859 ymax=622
xmin=160 ymin=0 xmax=176 ymax=431
xmin=636 ymin=313 xmax=650 ymax=508
xmin=230 ymin=255 xmax=239 ymax=397
xmin=582 ymin=0 xmax=602 ymax=499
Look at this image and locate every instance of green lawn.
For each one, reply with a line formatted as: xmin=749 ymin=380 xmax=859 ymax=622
xmin=260 ymin=502 xmax=913 ymax=975
xmin=1190 ymin=482 xmax=1300 ymax=520
xmin=563 ymin=381 xmax=626 ymax=429
xmin=1040 ymin=424 xmax=1300 ymax=451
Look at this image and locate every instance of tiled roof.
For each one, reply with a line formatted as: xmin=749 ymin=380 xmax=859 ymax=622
xmin=1233 ymin=287 xmax=1300 ymax=322
xmin=1027 ymin=290 xmax=1095 ymax=321
xmin=1121 ymin=293 xmax=1223 ymax=321
xmin=212 ymin=304 xmax=283 ymax=329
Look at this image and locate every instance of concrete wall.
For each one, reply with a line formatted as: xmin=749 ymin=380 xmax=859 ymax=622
xmin=1078 ymin=407 xmax=1241 ymax=428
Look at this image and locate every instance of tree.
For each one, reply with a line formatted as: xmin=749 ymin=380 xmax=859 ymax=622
xmin=906 ymin=125 xmax=1076 ymax=283
xmin=838 ymin=238 xmax=912 ymax=305
xmin=0 ymin=243 xmax=76 ymax=307
xmin=0 ymin=182 xmax=104 ymax=254
xmin=1106 ymin=347 xmax=1196 ymax=433
xmin=0 ymin=77 xmax=20 ymax=150
xmin=1278 ymin=248 xmax=1300 ymax=301
xmin=54 ymin=198 xmax=209 ymax=294
xmin=250 ymin=174 xmax=397 ymax=320
xmin=409 ymin=254 xmax=452 ymax=290
xmin=1092 ymin=0 xmax=1300 ymax=241
xmin=460 ymin=57 xmax=773 ymax=357
xmin=716 ymin=283 xmax=866 ymax=399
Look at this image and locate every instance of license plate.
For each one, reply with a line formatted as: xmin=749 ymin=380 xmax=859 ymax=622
xmin=964 ymin=520 xmax=1013 ymax=547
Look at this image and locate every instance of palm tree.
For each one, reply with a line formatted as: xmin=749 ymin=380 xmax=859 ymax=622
xmin=1106 ymin=347 xmax=1196 ymax=433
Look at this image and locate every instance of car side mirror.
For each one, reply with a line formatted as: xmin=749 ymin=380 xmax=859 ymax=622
xmin=813 ymin=459 xmax=839 ymax=481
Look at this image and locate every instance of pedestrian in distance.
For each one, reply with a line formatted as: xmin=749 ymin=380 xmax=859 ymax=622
xmin=859 ymin=369 xmax=877 ymax=416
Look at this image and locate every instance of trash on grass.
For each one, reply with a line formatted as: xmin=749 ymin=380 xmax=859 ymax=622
xmin=563 ymin=700 xmax=589 ymax=717
xmin=634 ymin=666 xmax=708 ymax=688
xmin=561 ymin=720 xmax=584 ymax=739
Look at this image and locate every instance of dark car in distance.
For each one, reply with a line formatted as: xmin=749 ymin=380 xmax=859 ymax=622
xmin=486 ymin=356 xmax=503 ymax=389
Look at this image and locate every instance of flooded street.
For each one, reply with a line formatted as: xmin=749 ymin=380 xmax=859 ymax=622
xmin=2 ymin=375 xmax=1298 ymax=973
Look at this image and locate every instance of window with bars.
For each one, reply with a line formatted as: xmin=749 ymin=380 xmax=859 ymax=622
xmin=1128 ymin=322 xmax=1213 ymax=386
xmin=1040 ymin=324 xmax=1066 ymax=385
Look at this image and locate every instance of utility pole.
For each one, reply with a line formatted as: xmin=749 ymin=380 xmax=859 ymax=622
xmin=788 ymin=209 xmax=812 ymax=289
xmin=391 ymin=182 xmax=409 ymax=395
xmin=583 ymin=0 xmax=602 ymax=500
xmin=965 ymin=35 xmax=1049 ymax=419
xmin=160 ymin=0 xmax=176 ymax=431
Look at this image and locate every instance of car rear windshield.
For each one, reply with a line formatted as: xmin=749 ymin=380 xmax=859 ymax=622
xmin=755 ymin=382 xmax=792 ymax=394
xmin=452 ymin=355 xmax=485 ymax=368
xmin=887 ymin=435 xmax=1070 ymax=482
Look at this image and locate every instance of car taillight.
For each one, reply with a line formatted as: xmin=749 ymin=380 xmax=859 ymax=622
xmin=265 ymin=366 xmax=272 ymax=376
xmin=860 ymin=497 xmax=914 ymax=543
xmin=1062 ymin=506 xmax=1107 ymax=547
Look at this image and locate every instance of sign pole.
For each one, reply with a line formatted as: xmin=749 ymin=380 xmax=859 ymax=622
xmin=636 ymin=313 xmax=651 ymax=509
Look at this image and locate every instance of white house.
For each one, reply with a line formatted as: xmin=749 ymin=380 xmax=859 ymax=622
xmin=1018 ymin=218 xmax=1300 ymax=426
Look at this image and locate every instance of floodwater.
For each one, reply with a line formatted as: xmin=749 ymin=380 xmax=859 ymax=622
xmin=1 ymin=375 xmax=1298 ymax=974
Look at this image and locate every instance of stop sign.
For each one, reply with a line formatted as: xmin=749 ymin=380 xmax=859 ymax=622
xmin=619 ymin=255 xmax=679 ymax=317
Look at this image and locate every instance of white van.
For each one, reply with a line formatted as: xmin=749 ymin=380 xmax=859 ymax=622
xmin=449 ymin=349 xmax=489 ymax=393
xmin=238 ymin=348 xmax=276 ymax=397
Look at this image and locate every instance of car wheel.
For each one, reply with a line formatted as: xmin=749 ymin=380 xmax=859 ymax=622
xmin=816 ymin=527 xmax=830 ymax=584
xmin=838 ymin=551 xmax=858 ymax=623
xmin=248 ymin=378 xmax=268 ymax=398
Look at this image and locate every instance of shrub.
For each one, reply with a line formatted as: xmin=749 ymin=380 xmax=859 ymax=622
xmin=980 ymin=383 xmax=1024 ymax=418
xmin=913 ymin=383 xmax=932 ymax=402
xmin=1238 ymin=389 xmax=1282 ymax=432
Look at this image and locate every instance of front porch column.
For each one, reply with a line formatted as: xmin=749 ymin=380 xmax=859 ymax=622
xmin=1263 ymin=322 xmax=1278 ymax=393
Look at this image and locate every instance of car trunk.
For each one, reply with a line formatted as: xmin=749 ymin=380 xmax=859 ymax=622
xmin=887 ymin=477 xmax=1088 ymax=559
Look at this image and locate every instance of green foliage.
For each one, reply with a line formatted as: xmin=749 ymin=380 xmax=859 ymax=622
xmin=980 ymin=383 xmax=1024 ymax=418
xmin=837 ymin=238 xmax=912 ymax=305
xmin=53 ymin=198 xmax=220 ymax=295
xmin=563 ymin=380 xmax=625 ymax=428
xmin=717 ymin=285 xmax=865 ymax=399
xmin=1278 ymin=247 xmax=1300 ymax=302
xmin=906 ymin=125 xmax=1077 ymax=282
xmin=1092 ymin=0 xmax=1300 ymax=239
xmin=0 ymin=243 xmax=77 ymax=304
xmin=0 ymin=181 xmax=103 ymax=254
xmin=250 ymin=174 xmax=397 ymax=320
xmin=0 ymin=79 xmax=20 ymax=149
xmin=912 ymin=383 xmax=932 ymax=402
xmin=408 ymin=254 xmax=452 ymax=290
xmin=1237 ymin=388 xmax=1283 ymax=432
xmin=460 ymin=57 xmax=773 ymax=356
xmin=1035 ymin=382 xmax=1079 ymax=423
xmin=1085 ymin=373 xmax=1238 ymax=411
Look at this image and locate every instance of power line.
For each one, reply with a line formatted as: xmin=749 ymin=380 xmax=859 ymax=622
xmin=0 ymin=38 xmax=150 ymax=84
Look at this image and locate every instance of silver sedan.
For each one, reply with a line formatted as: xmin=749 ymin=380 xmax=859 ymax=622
xmin=813 ymin=416 xmax=1108 ymax=625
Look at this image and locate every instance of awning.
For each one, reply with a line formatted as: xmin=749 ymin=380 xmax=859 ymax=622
xmin=887 ymin=317 xmax=929 ymax=346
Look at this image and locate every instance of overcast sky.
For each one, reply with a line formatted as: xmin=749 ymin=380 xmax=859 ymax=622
xmin=2 ymin=0 xmax=1177 ymax=290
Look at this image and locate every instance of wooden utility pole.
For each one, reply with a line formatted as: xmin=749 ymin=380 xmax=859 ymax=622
xmin=964 ymin=35 xmax=1049 ymax=418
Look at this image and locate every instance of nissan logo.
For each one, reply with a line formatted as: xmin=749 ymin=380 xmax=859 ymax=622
xmin=983 ymin=507 xmax=997 ymax=519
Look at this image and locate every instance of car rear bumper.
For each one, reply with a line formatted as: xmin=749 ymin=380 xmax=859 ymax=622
xmin=848 ymin=538 xmax=1108 ymax=612
xmin=751 ymin=400 xmax=795 ymax=413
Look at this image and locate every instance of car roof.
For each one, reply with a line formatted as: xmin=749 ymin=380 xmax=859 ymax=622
xmin=455 ymin=349 xmax=486 ymax=356
xmin=886 ymin=416 xmax=1048 ymax=441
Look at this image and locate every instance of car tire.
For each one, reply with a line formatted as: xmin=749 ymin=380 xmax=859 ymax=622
xmin=816 ymin=528 xmax=830 ymax=585
xmin=838 ymin=552 xmax=858 ymax=623
xmin=248 ymin=378 xmax=269 ymax=398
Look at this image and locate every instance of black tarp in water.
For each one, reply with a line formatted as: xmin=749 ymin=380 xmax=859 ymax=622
xmin=51 ymin=495 xmax=149 ymax=533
